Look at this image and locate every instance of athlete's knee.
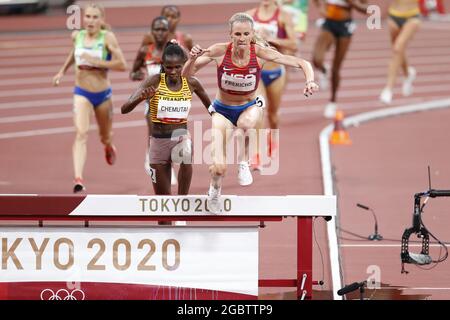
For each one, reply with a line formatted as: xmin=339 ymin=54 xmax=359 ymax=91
xmin=237 ymin=98 xmax=264 ymax=129
xmin=75 ymin=128 xmax=89 ymax=143
xmin=211 ymin=112 xmax=227 ymax=128
xmin=209 ymin=163 xmax=227 ymax=177
xmin=313 ymin=55 xmax=323 ymax=69
xmin=237 ymin=112 xmax=254 ymax=129
xmin=237 ymin=114 xmax=255 ymax=130
xmin=392 ymin=43 xmax=405 ymax=56
xmin=392 ymin=41 xmax=405 ymax=55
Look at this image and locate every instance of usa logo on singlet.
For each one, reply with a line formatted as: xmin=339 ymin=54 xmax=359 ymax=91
xmin=218 ymin=43 xmax=261 ymax=95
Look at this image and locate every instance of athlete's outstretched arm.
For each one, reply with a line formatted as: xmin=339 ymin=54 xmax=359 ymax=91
xmin=181 ymin=43 xmax=226 ymax=77
xmin=121 ymin=74 xmax=160 ymax=114
xmin=104 ymin=32 xmax=128 ymax=71
xmin=256 ymin=46 xmax=319 ymax=96
xmin=52 ymin=31 xmax=77 ymax=86
xmin=130 ymin=45 xmax=148 ymax=81
xmin=189 ymin=76 xmax=212 ymax=115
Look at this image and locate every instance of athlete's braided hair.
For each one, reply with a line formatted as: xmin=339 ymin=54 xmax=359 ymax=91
xmin=162 ymin=41 xmax=187 ymax=62
xmin=160 ymin=41 xmax=187 ymax=73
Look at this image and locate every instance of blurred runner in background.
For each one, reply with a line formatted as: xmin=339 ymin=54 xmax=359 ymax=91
xmin=311 ymin=0 xmax=369 ymax=118
xmin=380 ymin=0 xmax=421 ymax=105
xmin=52 ymin=3 xmax=127 ymax=193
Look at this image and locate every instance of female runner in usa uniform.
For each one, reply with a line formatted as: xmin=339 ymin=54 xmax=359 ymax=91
xmin=182 ymin=12 xmax=318 ymax=213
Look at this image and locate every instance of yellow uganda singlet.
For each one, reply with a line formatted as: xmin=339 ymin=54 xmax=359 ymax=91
xmin=149 ymin=73 xmax=192 ymax=124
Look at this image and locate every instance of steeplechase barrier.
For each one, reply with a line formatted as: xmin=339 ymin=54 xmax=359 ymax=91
xmin=0 ymin=194 xmax=335 ymax=300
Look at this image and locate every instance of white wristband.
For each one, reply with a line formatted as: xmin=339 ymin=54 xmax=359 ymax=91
xmin=208 ymin=104 xmax=216 ymax=115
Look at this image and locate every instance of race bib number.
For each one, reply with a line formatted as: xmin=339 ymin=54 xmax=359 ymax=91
xmin=75 ymin=48 xmax=102 ymax=67
xmin=146 ymin=63 xmax=161 ymax=77
xmin=255 ymin=95 xmax=265 ymax=109
xmin=156 ymin=98 xmax=191 ymax=123
xmin=221 ymin=73 xmax=256 ymax=93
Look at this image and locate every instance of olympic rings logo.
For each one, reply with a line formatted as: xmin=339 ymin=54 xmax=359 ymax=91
xmin=40 ymin=288 xmax=85 ymax=300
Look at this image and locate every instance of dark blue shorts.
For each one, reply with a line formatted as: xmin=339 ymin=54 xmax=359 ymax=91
xmin=389 ymin=14 xmax=420 ymax=29
xmin=322 ymin=19 xmax=355 ymax=38
xmin=261 ymin=67 xmax=285 ymax=87
xmin=210 ymin=97 xmax=264 ymax=126
xmin=74 ymin=86 xmax=112 ymax=108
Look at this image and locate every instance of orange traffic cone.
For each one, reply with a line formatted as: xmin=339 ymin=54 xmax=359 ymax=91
xmin=330 ymin=110 xmax=352 ymax=145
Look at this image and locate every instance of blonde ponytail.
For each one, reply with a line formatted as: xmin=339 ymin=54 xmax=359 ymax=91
xmin=252 ymin=33 xmax=272 ymax=49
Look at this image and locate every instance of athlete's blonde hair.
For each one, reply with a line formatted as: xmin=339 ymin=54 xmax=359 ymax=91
xmin=85 ymin=3 xmax=110 ymax=30
xmin=229 ymin=12 xmax=254 ymax=30
xmin=228 ymin=12 xmax=270 ymax=48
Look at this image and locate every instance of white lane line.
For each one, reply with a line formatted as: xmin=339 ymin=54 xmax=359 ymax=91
xmin=0 ymin=113 xmax=210 ymax=139
xmin=0 ymin=95 xmax=416 ymax=137
xmin=1 ymin=42 xmax=447 ymax=61
xmin=2 ymin=47 xmax=450 ymax=68
xmin=3 ymin=73 xmax=450 ymax=99
xmin=2 ymin=63 xmax=449 ymax=96
xmin=0 ymin=82 xmax=445 ymax=111
xmin=0 ymin=119 xmax=143 ymax=139
xmin=2 ymin=55 xmax=450 ymax=75
xmin=319 ymin=122 xmax=342 ymax=300
xmin=0 ymin=95 xmax=431 ymax=129
xmin=3 ymin=70 xmax=450 ymax=89
xmin=0 ymin=34 xmax=446 ymax=55
xmin=0 ymin=111 xmax=73 ymax=123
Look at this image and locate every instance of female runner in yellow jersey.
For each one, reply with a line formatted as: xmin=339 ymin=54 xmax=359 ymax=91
xmin=122 ymin=41 xmax=211 ymax=196
xmin=380 ymin=0 xmax=421 ymax=104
